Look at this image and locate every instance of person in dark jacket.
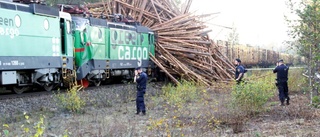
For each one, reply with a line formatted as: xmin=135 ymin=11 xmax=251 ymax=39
xmin=234 ymin=58 xmax=245 ymax=84
xmin=273 ymin=59 xmax=290 ymax=106
xmin=134 ymin=67 xmax=148 ymax=115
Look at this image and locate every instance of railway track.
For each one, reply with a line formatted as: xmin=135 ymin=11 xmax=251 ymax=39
xmin=0 ymin=80 xmax=134 ymax=100
xmin=0 ymin=89 xmax=56 ymax=100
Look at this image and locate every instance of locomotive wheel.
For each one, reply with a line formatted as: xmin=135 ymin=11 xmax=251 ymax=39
xmin=12 ymin=86 xmax=30 ymax=94
xmin=78 ymin=79 xmax=89 ymax=88
xmin=43 ymin=83 xmax=54 ymax=92
xmin=93 ymin=80 xmax=101 ymax=87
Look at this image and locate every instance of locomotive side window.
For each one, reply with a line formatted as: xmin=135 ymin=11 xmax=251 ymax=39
xmin=60 ymin=18 xmax=65 ymax=54
xmin=140 ymin=34 xmax=144 ymax=44
xmin=66 ymin=20 xmax=71 ymax=34
xmin=71 ymin=17 xmax=88 ymax=31
xmin=149 ymin=34 xmax=154 ymax=45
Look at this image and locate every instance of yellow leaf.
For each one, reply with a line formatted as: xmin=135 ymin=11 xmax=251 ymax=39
xmin=38 ymin=129 xmax=44 ymax=135
xmin=3 ymin=124 xmax=9 ymax=128
xmin=40 ymin=117 xmax=44 ymax=124
xmin=24 ymin=127 xmax=29 ymax=133
xmin=25 ymin=115 xmax=29 ymax=120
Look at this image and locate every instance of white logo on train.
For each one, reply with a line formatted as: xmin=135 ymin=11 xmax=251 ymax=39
xmin=44 ymin=19 xmax=49 ymax=30
xmin=14 ymin=15 xmax=21 ymax=28
xmin=0 ymin=15 xmax=20 ymax=39
xmin=110 ymin=28 xmax=149 ymax=66
xmin=118 ymin=46 xmax=148 ymax=66
xmin=52 ymin=37 xmax=60 ymax=56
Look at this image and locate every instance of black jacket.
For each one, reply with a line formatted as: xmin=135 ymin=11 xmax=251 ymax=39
xmin=136 ymin=72 xmax=148 ymax=90
xmin=273 ymin=64 xmax=289 ymax=82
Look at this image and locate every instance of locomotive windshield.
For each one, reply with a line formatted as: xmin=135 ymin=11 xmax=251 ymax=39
xmin=71 ymin=17 xmax=89 ymax=31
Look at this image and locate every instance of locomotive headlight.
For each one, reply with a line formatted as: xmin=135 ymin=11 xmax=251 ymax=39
xmin=44 ymin=19 xmax=49 ymax=30
xmin=14 ymin=15 xmax=21 ymax=28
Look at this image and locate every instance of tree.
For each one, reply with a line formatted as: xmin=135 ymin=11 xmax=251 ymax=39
xmin=286 ymin=0 xmax=320 ymax=103
xmin=225 ymin=23 xmax=239 ymax=60
xmin=227 ymin=23 xmax=239 ymax=46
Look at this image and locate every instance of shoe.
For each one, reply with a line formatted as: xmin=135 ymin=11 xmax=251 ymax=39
xmin=279 ymin=102 xmax=285 ymax=106
xmin=286 ymin=100 xmax=290 ymax=105
xmin=135 ymin=111 xmax=140 ymax=115
xmin=142 ymin=111 xmax=146 ymax=115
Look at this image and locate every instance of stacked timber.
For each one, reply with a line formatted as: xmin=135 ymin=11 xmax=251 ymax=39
xmin=85 ymin=0 xmax=234 ymax=86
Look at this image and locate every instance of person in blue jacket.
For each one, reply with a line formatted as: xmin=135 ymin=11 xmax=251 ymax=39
xmin=234 ymin=58 xmax=245 ymax=84
xmin=134 ymin=67 xmax=148 ymax=115
xmin=273 ymin=59 xmax=290 ymax=106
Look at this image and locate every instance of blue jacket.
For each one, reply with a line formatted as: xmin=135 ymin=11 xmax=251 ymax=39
xmin=235 ymin=65 xmax=245 ymax=80
xmin=136 ymin=72 xmax=148 ymax=90
xmin=273 ymin=64 xmax=289 ymax=82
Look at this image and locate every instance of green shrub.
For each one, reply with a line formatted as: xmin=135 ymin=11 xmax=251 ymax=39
xmin=148 ymin=80 xmax=219 ymax=134
xmin=231 ymin=72 xmax=275 ymax=115
xmin=231 ymin=68 xmax=308 ymax=114
xmin=161 ymin=80 xmax=201 ymax=106
xmin=54 ymin=85 xmax=85 ymax=112
xmin=1 ymin=113 xmax=46 ymax=137
xmin=288 ymin=68 xmax=308 ymax=93
xmin=312 ymin=95 xmax=320 ymax=108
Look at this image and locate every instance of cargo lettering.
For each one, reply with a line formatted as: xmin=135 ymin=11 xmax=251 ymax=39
xmin=0 ymin=27 xmax=19 ymax=38
xmin=118 ymin=46 xmax=148 ymax=60
xmin=0 ymin=15 xmax=20 ymax=39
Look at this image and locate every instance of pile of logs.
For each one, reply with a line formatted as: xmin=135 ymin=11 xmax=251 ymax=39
xmin=86 ymin=0 xmax=235 ymax=86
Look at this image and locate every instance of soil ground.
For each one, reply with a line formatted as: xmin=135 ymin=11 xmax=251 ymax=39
xmin=0 ymin=82 xmax=319 ymax=137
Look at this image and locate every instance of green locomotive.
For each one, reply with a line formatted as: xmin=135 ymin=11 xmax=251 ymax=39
xmin=0 ymin=1 xmax=74 ymax=94
xmin=72 ymin=16 xmax=155 ymax=87
xmin=0 ymin=0 xmax=155 ymax=93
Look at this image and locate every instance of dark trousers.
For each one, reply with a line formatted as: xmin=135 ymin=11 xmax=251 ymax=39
xmin=136 ymin=89 xmax=146 ymax=112
xmin=277 ymin=81 xmax=289 ymax=103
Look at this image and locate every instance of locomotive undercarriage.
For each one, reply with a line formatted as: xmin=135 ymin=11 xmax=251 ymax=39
xmin=1 ymin=68 xmax=63 ymax=94
xmin=85 ymin=69 xmax=131 ymax=86
xmin=33 ymin=68 xmax=61 ymax=92
xmin=11 ymin=72 xmax=32 ymax=94
xmin=86 ymin=70 xmax=105 ymax=86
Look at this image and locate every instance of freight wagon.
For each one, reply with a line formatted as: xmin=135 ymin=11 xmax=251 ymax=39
xmin=216 ymin=40 xmax=305 ymax=68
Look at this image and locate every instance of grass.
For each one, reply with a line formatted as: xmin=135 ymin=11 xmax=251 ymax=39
xmin=1 ymin=68 xmax=319 ymax=136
